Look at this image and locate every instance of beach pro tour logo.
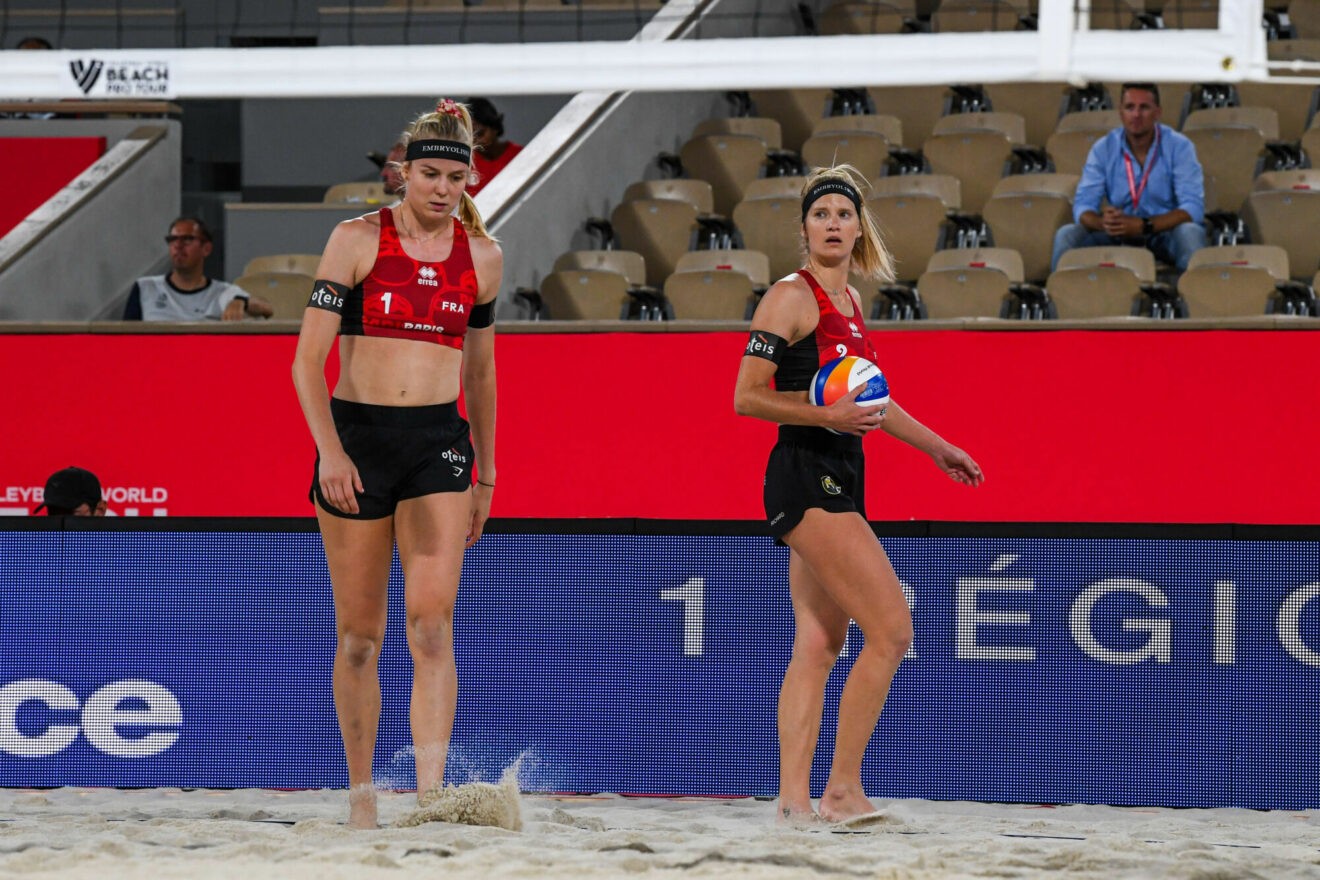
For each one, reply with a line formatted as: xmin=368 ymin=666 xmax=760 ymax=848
xmin=69 ymin=59 xmax=104 ymax=95
xmin=69 ymin=58 xmax=171 ymax=97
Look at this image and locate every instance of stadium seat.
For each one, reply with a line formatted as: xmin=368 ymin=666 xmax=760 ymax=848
xmin=982 ymin=175 xmax=1077 ymax=283
xmin=812 ymin=113 xmax=904 ymax=147
xmin=242 ymin=253 xmax=321 ymax=277
xmin=818 ymin=0 xmax=910 ymax=34
xmin=1252 ymin=168 xmax=1320 ymax=192
xmin=1302 ymin=120 xmax=1320 ymax=170
xmin=1182 ymin=107 xmax=1277 ymax=212
xmin=1046 ymin=127 xmax=1110 ymax=176
xmin=233 ymin=272 xmax=314 ymax=320
xmin=1235 ymin=80 xmax=1316 ymax=142
xmin=931 ymin=0 xmax=1022 ymax=31
xmin=922 ymin=129 xmax=1014 ymax=213
xmin=732 ymin=196 xmax=803 ymax=282
xmin=742 ymin=176 xmax=808 ymax=200
xmin=662 ymin=269 xmax=756 ymax=320
xmin=1053 ymin=109 xmax=1121 ymax=134
xmin=988 ymin=172 xmax=1079 ymax=198
xmin=931 ymin=111 xmax=1027 ymax=145
xmin=693 ymin=116 xmax=784 ymax=151
xmin=1086 ymin=0 xmax=1142 ymax=28
xmin=748 ymin=89 xmax=832 ymax=153
xmin=624 ymin=178 xmax=733 ymax=248
xmin=868 ymin=192 xmax=950 ymax=283
xmin=674 ymin=248 xmax=771 ymax=288
xmin=323 ymin=182 xmax=390 ymax=204
xmin=1241 ymin=188 xmax=1320 ymax=280
xmin=1183 ymin=105 xmax=1280 ymax=140
xmin=1156 ymin=0 xmax=1219 ymax=28
xmin=1266 ymin=39 xmax=1320 ymax=70
xmin=553 ymin=249 xmax=648 ymax=287
xmin=623 ymin=179 xmax=715 ymax=214
xmin=801 ymin=131 xmax=890 ymax=180
xmin=915 ymin=247 xmax=1025 ymax=318
xmin=610 ymin=199 xmax=699 ymax=287
xmin=679 ymin=133 xmax=768 ymax=215
xmin=1290 ymin=0 xmax=1320 ymax=37
xmin=1045 ymin=246 xmax=1157 ymax=318
xmin=538 ymin=270 xmax=631 ymax=320
xmin=1177 ymin=244 xmax=1292 ymax=316
xmin=984 ymin=82 xmax=1072 ymax=149
xmin=868 ymin=86 xmax=949 ymax=148
xmin=870 ymin=173 xmax=962 ymax=211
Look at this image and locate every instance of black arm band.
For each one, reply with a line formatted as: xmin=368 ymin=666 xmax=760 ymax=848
xmin=308 ymin=279 xmax=349 ymax=315
xmin=468 ymin=299 xmax=496 ymax=329
xmin=744 ymin=330 xmax=787 ymax=365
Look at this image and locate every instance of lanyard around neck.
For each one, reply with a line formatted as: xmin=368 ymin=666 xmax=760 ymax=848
xmin=1122 ymin=126 xmax=1161 ymax=212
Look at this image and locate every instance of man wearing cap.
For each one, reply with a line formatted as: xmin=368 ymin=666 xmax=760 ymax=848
xmin=36 ymin=466 xmax=106 ymax=516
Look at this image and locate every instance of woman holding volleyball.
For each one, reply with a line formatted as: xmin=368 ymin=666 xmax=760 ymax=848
xmin=734 ymin=164 xmax=982 ymax=826
xmin=292 ymin=99 xmax=501 ymax=829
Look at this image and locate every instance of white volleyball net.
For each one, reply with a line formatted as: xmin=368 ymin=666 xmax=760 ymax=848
xmin=0 ymin=0 xmax=1314 ymax=100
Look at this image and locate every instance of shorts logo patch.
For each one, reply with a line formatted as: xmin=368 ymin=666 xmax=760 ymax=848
xmin=821 ymin=475 xmax=842 ymax=496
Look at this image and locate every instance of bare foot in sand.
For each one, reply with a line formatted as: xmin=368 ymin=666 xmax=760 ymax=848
xmin=818 ymin=786 xmax=877 ymax=823
xmin=347 ymin=785 xmax=378 ymax=829
xmin=775 ymin=801 xmax=823 ymax=828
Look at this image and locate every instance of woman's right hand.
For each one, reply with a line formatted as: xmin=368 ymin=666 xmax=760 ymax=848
xmin=318 ymin=448 xmax=364 ymax=515
xmin=824 ymin=384 xmax=888 ymax=436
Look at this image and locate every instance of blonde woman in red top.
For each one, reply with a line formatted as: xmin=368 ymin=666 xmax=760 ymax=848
xmin=735 ymin=165 xmax=982 ymax=826
xmin=292 ymin=98 xmax=501 ymax=829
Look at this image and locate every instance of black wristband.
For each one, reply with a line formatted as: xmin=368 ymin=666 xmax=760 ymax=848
xmin=308 ymin=279 xmax=349 ymax=314
xmin=1141 ymin=217 xmax=1154 ymax=236
xmin=744 ymin=330 xmax=787 ymax=365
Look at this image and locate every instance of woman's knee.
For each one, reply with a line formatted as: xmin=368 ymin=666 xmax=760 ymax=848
xmin=792 ymin=624 xmax=847 ymax=669
xmin=864 ymin=619 xmax=913 ymax=664
xmin=338 ymin=629 xmax=383 ymax=667
xmin=407 ymin=610 xmax=454 ymax=660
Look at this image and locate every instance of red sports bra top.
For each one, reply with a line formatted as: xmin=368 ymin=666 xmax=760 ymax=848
xmin=339 ymin=206 xmax=479 ymax=350
xmin=773 ymin=268 xmax=880 ymax=392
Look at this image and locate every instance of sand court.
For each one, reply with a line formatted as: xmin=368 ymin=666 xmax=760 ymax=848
xmin=3 ymin=786 xmax=1318 ymax=879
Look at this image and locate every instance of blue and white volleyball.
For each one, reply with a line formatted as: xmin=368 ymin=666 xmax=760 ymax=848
xmin=810 ymin=355 xmax=890 ymax=409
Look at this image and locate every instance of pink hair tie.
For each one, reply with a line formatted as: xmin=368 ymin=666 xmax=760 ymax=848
xmin=436 ymin=98 xmax=463 ymax=118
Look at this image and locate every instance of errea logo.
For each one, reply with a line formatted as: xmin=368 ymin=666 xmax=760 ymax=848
xmin=417 ymin=266 xmax=439 ymax=287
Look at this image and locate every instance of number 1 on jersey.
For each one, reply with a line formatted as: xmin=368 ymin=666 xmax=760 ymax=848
xmin=381 ymin=291 xmax=393 ymax=313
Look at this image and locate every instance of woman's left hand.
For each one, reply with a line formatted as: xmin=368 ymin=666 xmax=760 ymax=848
xmin=466 ymin=483 xmax=494 ymax=548
xmin=932 ymin=444 xmax=984 ymax=487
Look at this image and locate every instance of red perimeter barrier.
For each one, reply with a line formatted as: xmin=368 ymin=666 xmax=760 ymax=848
xmin=1 ymin=330 xmax=1316 ymax=522
xmin=0 ymin=137 xmax=106 ymax=237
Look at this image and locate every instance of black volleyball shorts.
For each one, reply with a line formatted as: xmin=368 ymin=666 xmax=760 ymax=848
xmin=311 ymin=398 xmax=473 ymax=520
xmin=763 ymin=427 xmax=867 ymax=543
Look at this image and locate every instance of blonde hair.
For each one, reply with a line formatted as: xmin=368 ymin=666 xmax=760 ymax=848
xmin=393 ymin=102 xmax=496 ymax=241
xmin=799 ymin=164 xmax=894 ymax=283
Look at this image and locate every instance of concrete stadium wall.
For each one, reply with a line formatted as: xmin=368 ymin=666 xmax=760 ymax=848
xmin=0 ymin=118 xmax=180 ymax=320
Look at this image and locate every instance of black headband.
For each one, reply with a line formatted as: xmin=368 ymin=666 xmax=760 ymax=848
xmin=802 ymin=180 xmax=862 ymax=220
xmin=405 ymin=139 xmax=472 ymax=164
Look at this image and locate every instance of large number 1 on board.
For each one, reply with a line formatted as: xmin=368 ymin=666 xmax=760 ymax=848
xmin=660 ymin=577 xmax=705 ymax=657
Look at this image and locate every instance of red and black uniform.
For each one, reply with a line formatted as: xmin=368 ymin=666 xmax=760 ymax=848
xmin=339 ymin=207 xmax=479 ymax=348
xmin=763 ymin=269 xmax=879 ymax=541
xmin=312 ymin=207 xmax=481 ymax=520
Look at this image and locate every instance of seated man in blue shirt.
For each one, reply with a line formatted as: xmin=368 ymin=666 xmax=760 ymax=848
xmin=1051 ymin=82 xmax=1206 ymax=274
